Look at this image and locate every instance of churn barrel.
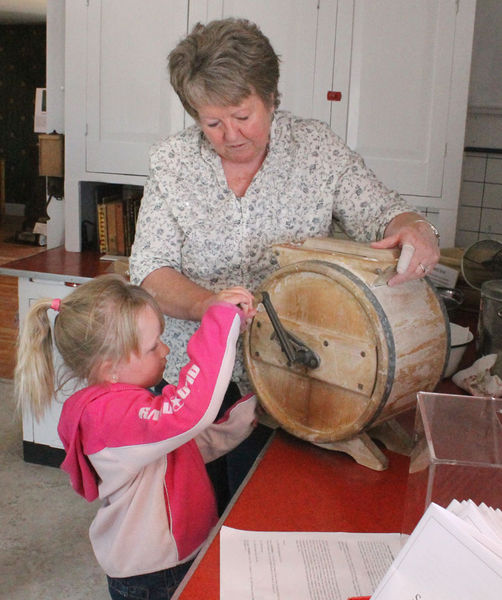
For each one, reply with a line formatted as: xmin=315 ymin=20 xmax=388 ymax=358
xmin=244 ymin=238 xmax=449 ymax=467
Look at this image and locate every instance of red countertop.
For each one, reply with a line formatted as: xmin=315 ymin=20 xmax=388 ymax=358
xmin=174 ymin=308 xmax=477 ymax=599
xmin=175 ymin=428 xmax=412 ymax=599
xmin=174 ymin=369 xmax=474 ymax=599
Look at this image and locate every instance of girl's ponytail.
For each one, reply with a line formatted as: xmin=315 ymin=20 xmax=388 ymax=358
xmin=14 ymin=273 xmax=164 ymax=421
xmin=14 ymin=298 xmax=60 ymax=421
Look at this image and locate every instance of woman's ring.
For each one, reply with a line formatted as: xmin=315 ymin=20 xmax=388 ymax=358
xmin=419 ymin=263 xmax=427 ymax=273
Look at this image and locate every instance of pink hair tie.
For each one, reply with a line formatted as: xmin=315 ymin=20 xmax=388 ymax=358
xmin=50 ymin=298 xmax=61 ymax=312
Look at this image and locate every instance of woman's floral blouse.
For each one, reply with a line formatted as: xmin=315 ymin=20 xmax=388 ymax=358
xmin=130 ymin=111 xmax=412 ymax=389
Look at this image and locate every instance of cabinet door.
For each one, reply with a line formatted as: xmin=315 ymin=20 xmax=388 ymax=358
xmin=85 ymin=0 xmax=188 ymax=176
xmin=206 ymin=0 xmax=339 ymax=124
xmin=338 ymin=0 xmax=457 ymax=198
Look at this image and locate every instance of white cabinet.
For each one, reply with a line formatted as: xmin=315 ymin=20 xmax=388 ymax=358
xmin=211 ymin=0 xmax=475 ymax=245
xmin=340 ymin=0 xmax=456 ymax=198
xmin=328 ymin=0 xmax=476 ymax=246
xmin=194 ymin=0 xmax=474 ymax=196
xmin=64 ymin=0 xmax=475 ymax=250
xmin=64 ymin=0 xmax=192 ymax=250
xmin=18 ymin=277 xmax=87 ymax=452
xmin=202 ymin=0 xmax=340 ymax=127
xmin=85 ymin=0 xmax=188 ymax=176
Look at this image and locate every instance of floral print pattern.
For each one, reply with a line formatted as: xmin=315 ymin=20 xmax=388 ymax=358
xmin=130 ymin=111 xmax=412 ymax=388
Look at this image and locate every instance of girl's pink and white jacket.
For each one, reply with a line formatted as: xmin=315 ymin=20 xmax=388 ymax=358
xmin=57 ymin=303 xmax=257 ymax=578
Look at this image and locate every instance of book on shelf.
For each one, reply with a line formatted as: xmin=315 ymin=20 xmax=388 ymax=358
xmin=96 ymin=201 xmax=108 ymax=253
xmin=94 ymin=185 xmax=120 ymax=254
xmin=95 ymin=188 xmax=141 ymax=257
xmin=114 ymin=200 xmax=125 ymax=256
xmin=105 ymin=199 xmax=119 ymax=255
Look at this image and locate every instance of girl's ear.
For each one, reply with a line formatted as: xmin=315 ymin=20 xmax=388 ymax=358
xmin=95 ymin=358 xmax=117 ymax=384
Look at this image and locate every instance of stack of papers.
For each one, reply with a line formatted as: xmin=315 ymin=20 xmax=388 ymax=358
xmin=371 ymin=500 xmax=502 ymax=599
xmin=220 ymin=501 xmax=502 ymax=600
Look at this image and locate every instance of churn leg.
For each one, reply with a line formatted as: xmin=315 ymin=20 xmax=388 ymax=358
xmin=368 ymin=418 xmax=414 ymax=456
xmin=313 ymin=433 xmax=389 ymax=471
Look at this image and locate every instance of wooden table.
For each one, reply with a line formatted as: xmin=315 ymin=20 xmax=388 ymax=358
xmin=0 ymin=246 xmax=114 ymax=283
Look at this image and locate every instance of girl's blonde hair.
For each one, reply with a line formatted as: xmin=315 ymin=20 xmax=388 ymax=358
xmin=14 ymin=274 xmax=164 ymax=421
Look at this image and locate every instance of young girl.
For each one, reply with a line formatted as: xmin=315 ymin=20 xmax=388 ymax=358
xmin=15 ymin=273 xmax=258 ymax=599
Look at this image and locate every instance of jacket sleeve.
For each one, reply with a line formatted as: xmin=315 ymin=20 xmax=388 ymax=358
xmin=195 ymin=394 xmax=257 ymax=463
xmin=83 ymin=303 xmax=244 ymax=468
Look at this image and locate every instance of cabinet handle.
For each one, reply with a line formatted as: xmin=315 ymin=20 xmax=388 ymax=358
xmin=327 ymin=91 xmax=342 ymax=101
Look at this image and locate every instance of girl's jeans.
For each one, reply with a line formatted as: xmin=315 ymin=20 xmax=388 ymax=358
xmin=107 ymin=560 xmax=193 ymax=600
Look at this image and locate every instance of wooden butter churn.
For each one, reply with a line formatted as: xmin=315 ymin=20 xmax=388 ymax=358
xmin=244 ymin=238 xmax=449 ymax=470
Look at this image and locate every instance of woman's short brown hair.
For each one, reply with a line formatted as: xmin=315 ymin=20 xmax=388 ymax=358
xmin=168 ymin=18 xmax=280 ymax=119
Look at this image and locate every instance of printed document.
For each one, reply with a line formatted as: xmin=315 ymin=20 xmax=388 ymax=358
xmin=220 ymin=527 xmax=405 ymax=600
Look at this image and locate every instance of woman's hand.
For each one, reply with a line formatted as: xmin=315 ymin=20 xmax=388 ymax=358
xmin=370 ymin=212 xmax=440 ymax=286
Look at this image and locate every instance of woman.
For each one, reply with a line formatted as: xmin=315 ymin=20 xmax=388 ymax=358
xmin=129 ymin=17 xmax=440 ymax=498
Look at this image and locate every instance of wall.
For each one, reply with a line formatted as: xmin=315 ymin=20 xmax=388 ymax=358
xmin=457 ymin=151 xmax=502 ymax=247
xmin=0 ymin=24 xmax=46 ymax=224
xmin=464 ymin=0 xmax=502 ymax=149
xmin=455 ymin=0 xmax=502 ymax=248
xmin=46 ymin=0 xmax=64 ymax=134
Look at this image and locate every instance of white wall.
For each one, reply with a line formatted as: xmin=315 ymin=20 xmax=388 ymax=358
xmin=464 ymin=0 xmax=502 ymax=148
xmin=455 ymin=0 xmax=502 ymax=248
xmin=457 ymin=152 xmax=502 ymax=247
xmin=46 ymin=0 xmax=64 ymax=133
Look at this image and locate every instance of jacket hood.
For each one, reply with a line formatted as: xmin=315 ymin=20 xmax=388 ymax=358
xmin=57 ymin=385 xmax=107 ymax=502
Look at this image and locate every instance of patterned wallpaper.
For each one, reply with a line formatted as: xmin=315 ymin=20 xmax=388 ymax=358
xmin=0 ymin=24 xmax=47 ymax=225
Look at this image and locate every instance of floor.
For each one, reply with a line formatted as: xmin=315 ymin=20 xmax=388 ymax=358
xmin=0 ymin=379 xmax=107 ymax=600
xmin=0 ymin=217 xmax=108 ymax=599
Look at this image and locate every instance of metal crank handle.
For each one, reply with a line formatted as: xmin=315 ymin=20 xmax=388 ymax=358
xmin=260 ymin=291 xmax=296 ymax=363
xmin=259 ymin=292 xmax=320 ymax=369
xmin=285 ymin=329 xmax=321 ymax=369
